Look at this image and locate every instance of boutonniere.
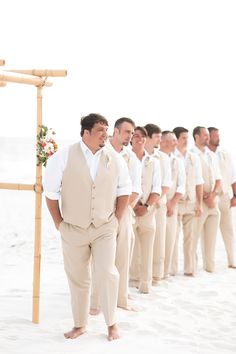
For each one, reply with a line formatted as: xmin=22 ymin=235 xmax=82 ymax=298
xmin=144 ymin=156 xmax=151 ymax=167
xmin=106 ymin=154 xmax=112 ymax=169
xmin=128 ymin=157 xmax=133 ymax=170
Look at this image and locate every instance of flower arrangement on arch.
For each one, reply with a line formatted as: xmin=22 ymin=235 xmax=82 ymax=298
xmin=36 ymin=125 xmax=58 ymax=167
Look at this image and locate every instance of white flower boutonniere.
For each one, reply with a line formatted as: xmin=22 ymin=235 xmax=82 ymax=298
xmin=106 ymin=154 xmax=112 ymax=169
xmin=144 ymin=156 xmax=151 ymax=167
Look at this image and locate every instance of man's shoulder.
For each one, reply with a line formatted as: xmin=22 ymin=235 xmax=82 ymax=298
xmin=123 ymin=146 xmax=139 ymax=160
xmin=187 ymin=150 xmax=200 ymax=161
xmin=157 ymin=150 xmax=169 ymax=160
xmin=103 ymin=145 xmax=124 ymax=164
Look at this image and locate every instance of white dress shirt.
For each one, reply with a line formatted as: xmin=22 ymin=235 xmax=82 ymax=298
xmin=120 ymin=146 xmax=142 ymax=195
xmin=215 ymin=147 xmax=236 ymax=184
xmin=136 ymin=150 xmax=162 ymax=196
xmin=106 ymin=140 xmax=142 ymax=195
xmin=169 ymin=152 xmax=186 ymax=195
xmin=153 ymin=148 xmax=172 ymax=188
xmin=191 ymin=145 xmax=222 ymax=180
xmin=175 ymin=148 xmax=204 ymax=186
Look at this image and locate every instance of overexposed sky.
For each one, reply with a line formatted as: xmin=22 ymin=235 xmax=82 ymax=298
xmin=1 ymin=0 xmax=236 ymax=149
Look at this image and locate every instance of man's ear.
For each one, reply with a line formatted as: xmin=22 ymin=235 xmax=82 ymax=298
xmin=114 ymin=127 xmax=119 ymax=135
xmin=84 ymin=129 xmax=90 ymax=136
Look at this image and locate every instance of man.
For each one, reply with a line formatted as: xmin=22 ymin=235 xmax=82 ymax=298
xmin=191 ymin=126 xmax=221 ymax=273
xmin=208 ymin=127 xmax=236 ymax=268
xmin=144 ymin=123 xmax=172 ymax=283
xmin=130 ymin=126 xmax=161 ymax=293
xmin=172 ymin=127 xmax=204 ymax=276
xmin=159 ymin=131 xmax=186 ymax=278
xmin=90 ymin=117 xmax=141 ymax=312
xmin=43 ymin=113 xmax=131 ymax=341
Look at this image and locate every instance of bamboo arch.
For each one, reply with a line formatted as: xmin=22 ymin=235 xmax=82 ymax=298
xmin=0 ymin=59 xmax=67 ymax=323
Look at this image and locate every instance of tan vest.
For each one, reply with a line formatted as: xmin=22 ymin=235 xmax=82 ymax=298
xmin=167 ymin=156 xmax=178 ymax=200
xmin=199 ymin=152 xmax=215 ymax=193
xmin=181 ymin=153 xmax=197 ymax=202
xmin=217 ymin=150 xmax=232 ymax=195
xmin=61 ymin=143 xmax=119 ymax=229
xmin=154 ymin=152 xmax=167 ymax=206
xmin=140 ymin=156 xmax=155 ymax=204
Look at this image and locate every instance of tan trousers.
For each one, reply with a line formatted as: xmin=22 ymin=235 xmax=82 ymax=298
xmin=192 ymin=203 xmax=220 ymax=273
xmin=164 ymin=206 xmax=178 ymax=277
xmin=130 ymin=209 xmax=156 ymax=293
xmin=59 ymin=218 xmax=119 ymax=327
xmin=116 ymin=207 xmax=135 ymax=307
xmin=171 ymin=202 xmax=196 ymax=275
xmin=218 ymin=193 xmax=236 ymax=267
xmin=152 ymin=204 xmax=167 ymax=280
xmin=90 ymin=207 xmax=135 ymax=309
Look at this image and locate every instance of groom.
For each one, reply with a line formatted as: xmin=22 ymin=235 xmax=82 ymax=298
xmin=43 ymin=113 xmax=131 ymax=340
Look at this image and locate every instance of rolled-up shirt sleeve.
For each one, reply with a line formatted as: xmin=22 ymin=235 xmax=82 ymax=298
xmin=176 ymin=158 xmax=186 ymax=195
xmin=116 ymin=155 xmax=132 ymax=197
xmin=231 ymin=156 xmax=236 ymax=184
xmin=161 ymin=152 xmax=172 ymax=188
xmin=194 ymin=155 xmax=204 ymax=185
xmin=43 ymin=147 xmax=68 ymax=200
xmin=130 ymin=154 xmax=142 ymax=195
xmin=212 ymin=153 xmax=222 ymax=180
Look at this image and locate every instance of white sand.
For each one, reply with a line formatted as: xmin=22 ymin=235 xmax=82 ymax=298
xmin=1 ymin=138 xmax=236 ymax=354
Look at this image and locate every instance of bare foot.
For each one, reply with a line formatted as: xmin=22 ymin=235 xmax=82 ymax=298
xmin=184 ymin=272 xmax=194 ymax=277
xmin=64 ymin=327 xmax=86 ymax=339
xmin=89 ymin=308 xmax=100 ymax=315
xmin=118 ymin=304 xmax=139 ymax=312
xmin=228 ymin=265 xmax=236 ymax=269
xmin=107 ymin=323 xmax=120 ymax=341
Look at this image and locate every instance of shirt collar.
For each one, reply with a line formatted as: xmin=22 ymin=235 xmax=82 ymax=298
xmin=80 ymin=140 xmax=104 ymax=156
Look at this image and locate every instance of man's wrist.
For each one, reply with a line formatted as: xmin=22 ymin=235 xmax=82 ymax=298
xmin=144 ymin=203 xmax=151 ymax=212
xmin=213 ymin=189 xmax=220 ymax=196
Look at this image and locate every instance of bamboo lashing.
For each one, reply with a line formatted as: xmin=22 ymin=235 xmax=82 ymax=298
xmin=0 ymin=82 xmax=6 ymax=87
xmin=0 ymin=71 xmax=52 ymax=87
xmin=7 ymin=69 xmax=67 ymax=77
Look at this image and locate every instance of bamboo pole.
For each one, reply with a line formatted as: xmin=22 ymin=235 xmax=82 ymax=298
xmin=7 ymin=69 xmax=67 ymax=77
xmin=32 ymin=86 xmax=43 ymax=324
xmin=0 ymin=59 xmax=5 ymax=66
xmin=0 ymin=183 xmax=34 ymax=191
xmin=0 ymin=71 xmax=52 ymax=87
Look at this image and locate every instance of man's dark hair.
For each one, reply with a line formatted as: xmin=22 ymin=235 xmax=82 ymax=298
xmin=161 ymin=130 xmax=173 ymax=136
xmin=192 ymin=126 xmax=205 ymax=141
xmin=80 ymin=113 xmax=108 ymax=136
xmin=134 ymin=126 xmax=148 ymax=137
xmin=114 ymin=117 xmax=135 ymax=129
xmin=208 ymin=127 xmax=218 ymax=133
xmin=144 ymin=123 xmax=162 ymax=138
xmin=173 ymin=127 xmax=188 ymax=139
